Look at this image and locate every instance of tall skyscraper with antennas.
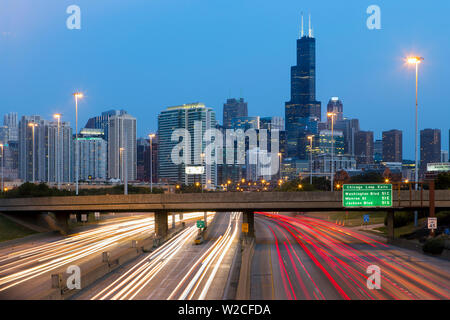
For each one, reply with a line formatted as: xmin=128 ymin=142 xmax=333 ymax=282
xmin=285 ymin=13 xmax=321 ymax=160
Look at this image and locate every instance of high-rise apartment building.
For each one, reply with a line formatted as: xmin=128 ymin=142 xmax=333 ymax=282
xmin=382 ymin=129 xmax=403 ymax=162
xmin=19 ymin=116 xmax=73 ymax=183
xmin=3 ymin=112 xmax=18 ymax=142
xmin=108 ymin=113 xmax=137 ymax=181
xmin=77 ymin=128 xmax=107 ymax=181
xmin=158 ymin=103 xmax=216 ymax=187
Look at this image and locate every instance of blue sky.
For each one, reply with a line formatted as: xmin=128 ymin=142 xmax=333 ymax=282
xmin=0 ymin=0 xmax=449 ymax=159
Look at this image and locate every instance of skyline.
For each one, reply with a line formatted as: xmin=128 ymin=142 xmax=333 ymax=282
xmin=0 ymin=0 xmax=449 ymax=159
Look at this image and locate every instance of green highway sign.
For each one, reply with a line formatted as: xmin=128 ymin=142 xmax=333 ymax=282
xmin=196 ymin=220 xmax=205 ymax=228
xmin=343 ymin=184 xmax=392 ymax=208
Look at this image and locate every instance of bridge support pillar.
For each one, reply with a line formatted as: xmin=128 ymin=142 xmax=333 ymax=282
xmin=243 ymin=211 xmax=255 ymax=237
xmin=53 ymin=212 xmax=70 ymax=235
xmin=386 ymin=209 xmax=394 ymax=243
xmin=155 ymin=211 xmax=168 ymax=238
xmin=171 ymin=212 xmax=176 ymax=229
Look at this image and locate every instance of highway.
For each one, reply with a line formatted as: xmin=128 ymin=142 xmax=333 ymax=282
xmin=251 ymin=213 xmax=450 ymax=300
xmin=0 ymin=212 xmax=209 ymax=299
xmin=74 ymin=212 xmax=240 ymax=300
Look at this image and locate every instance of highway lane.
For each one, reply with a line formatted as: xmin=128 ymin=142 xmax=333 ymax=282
xmin=251 ymin=213 xmax=450 ymax=300
xmin=75 ymin=212 xmax=240 ymax=300
xmin=0 ymin=212 xmax=210 ymax=299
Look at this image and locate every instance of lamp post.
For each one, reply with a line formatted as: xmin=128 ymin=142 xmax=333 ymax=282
xmin=327 ymin=112 xmax=336 ymax=191
xmin=120 ymin=147 xmax=128 ymax=195
xmin=53 ymin=114 xmax=61 ymax=190
xmin=278 ymin=152 xmax=282 ymax=181
xmin=0 ymin=144 xmax=4 ymax=193
xmin=200 ymin=153 xmax=205 ymax=193
xmin=308 ymin=135 xmax=314 ymax=185
xmin=73 ymin=92 xmax=83 ymax=195
xmin=407 ymin=56 xmax=424 ymax=227
xmin=28 ymin=122 xmax=38 ymax=183
xmin=148 ymin=133 xmax=156 ymax=193
xmin=406 ymin=56 xmax=424 ymax=190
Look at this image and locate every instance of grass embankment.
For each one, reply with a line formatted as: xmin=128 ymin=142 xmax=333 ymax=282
xmin=0 ymin=214 xmax=37 ymax=242
xmin=306 ymin=211 xmax=386 ymax=227
xmin=371 ymin=218 xmax=427 ymax=238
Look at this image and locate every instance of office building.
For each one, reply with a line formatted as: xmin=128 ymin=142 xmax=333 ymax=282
xmin=334 ymin=118 xmax=360 ymax=156
xmin=223 ymin=98 xmax=248 ymax=129
xmin=231 ymin=116 xmax=260 ymax=130
xmin=420 ymin=129 xmax=441 ymax=172
xmin=374 ymin=139 xmax=383 ymax=163
xmin=354 ymin=131 xmax=374 ymax=165
xmin=260 ymin=117 xmax=285 ymax=131
xmin=317 ymin=130 xmax=344 ymax=156
xmin=382 ymin=129 xmax=402 ymax=163
xmin=441 ymin=150 xmax=449 ymax=163
xmin=327 ymin=97 xmax=344 ymax=123
xmin=108 ymin=113 xmax=137 ymax=181
xmin=285 ymin=15 xmax=321 ymax=160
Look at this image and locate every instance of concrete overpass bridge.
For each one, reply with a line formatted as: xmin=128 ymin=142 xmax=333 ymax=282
xmin=1 ymin=191 xmax=449 ymax=240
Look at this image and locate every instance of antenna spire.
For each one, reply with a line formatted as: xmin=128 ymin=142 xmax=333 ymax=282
xmin=308 ymin=13 xmax=312 ymax=37
xmin=301 ymin=12 xmax=304 ymax=38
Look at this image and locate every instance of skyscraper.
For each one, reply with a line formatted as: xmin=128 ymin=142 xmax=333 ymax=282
xmin=374 ymin=139 xmax=383 ymax=163
xmin=223 ymin=98 xmax=248 ymax=129
xmin=260 ymin=117 xmax=285 ymax=131
xmin=420 ymin=129 xmax=441 ymax=172
xmin=285 ymin=15 xmax=321 ymax=160
xmin=77 ymin=128 xmax=107 ymax=182
xmin=354 ymin=131 xmax=374 ymax=165
xmin=158 ymin=103 xmax=216 ymax=187
xmin=382 ymin=129 xmax=403 ymax=163
xmin=334 ymin=118 xmax=360 ymax=156
xmin=108 ymin=113 xmax=137 ymax=181
xmin=327 ymin=97 xmax=344 ymax=123
xmin=19 ymin=116 xmax=73 ymax=183
xmin=3 ymin=112 xmax=18 ymax=142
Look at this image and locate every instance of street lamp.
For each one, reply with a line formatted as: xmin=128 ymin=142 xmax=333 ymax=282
xmin=120 ymin=147 xmax=128 ymax=195
xmin=278 ymin=152 xmax=282 ymax=180
xmin=53 ymin=114 xmax=61 ymax=190
xmin=407 ymin=56 xmax=424 ymax=228
xmin=308 ymin=135 xmax=314 ymax=185
xmin=406 ymin=56 xmax=424 ymax=190
xmin=148 ymin=133 xmax=156 ymax=193
xmin=200 ymin=153 xmax=205 ymax=193
xmin=73 ymin=92 xmax=84 ymax=195
xmin=327 ymin=112 xmax=336 ymax=191
xmin=28 ymin=122 xmax=38 ymax=183
xmin=0 ymin=144 xmax=4 ymax=193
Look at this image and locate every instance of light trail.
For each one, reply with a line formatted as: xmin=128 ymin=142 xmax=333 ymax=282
xmin=91 ymin=212 xmax=224 ymax=300
xmin=255 ymin=213 xmax=450 ymax=300
xmin=0 ymin=212 xmax=210 ymax=293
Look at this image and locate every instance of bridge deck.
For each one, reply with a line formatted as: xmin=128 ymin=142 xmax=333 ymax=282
xmin=1 ymin=191 xmax=449 ymax=213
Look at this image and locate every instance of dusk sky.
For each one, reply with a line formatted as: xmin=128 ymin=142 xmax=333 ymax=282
xmin=0 ymin=0 xmax=449 ymax=159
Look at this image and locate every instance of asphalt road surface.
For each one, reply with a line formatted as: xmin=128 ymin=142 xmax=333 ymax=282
xmin=251 ymin=213 xmax=450 ymax=300
xmin=74 ymin=212 xmax=240 ymax=300
xmin=0 ymin=212 xmax=207 ymax=299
